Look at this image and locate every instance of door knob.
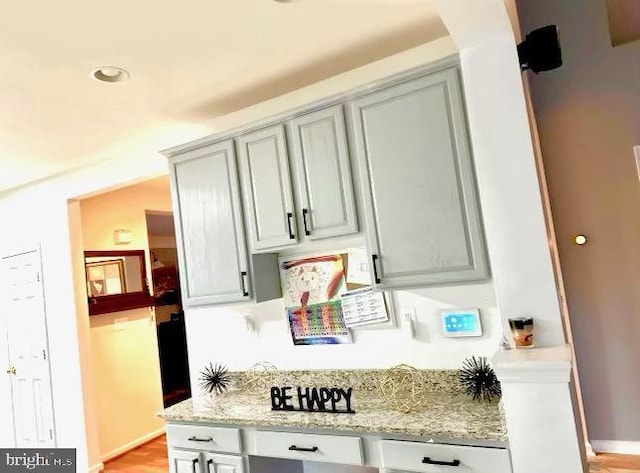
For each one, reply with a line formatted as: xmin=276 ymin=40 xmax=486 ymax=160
xmin=6 ymin=367 xmax=16 ymax=375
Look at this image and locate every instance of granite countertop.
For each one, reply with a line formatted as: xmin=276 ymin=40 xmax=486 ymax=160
xmin=158 ymin=369 xmax=507 ymax=443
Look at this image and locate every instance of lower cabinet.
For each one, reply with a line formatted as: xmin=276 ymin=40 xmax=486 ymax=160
xmin=166 ymin=423 xmax=511 ymax=473
xmin=169 ymin=449 xmax=244 ymax=473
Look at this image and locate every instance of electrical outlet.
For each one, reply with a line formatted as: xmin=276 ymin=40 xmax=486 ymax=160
xmin=114 ymin=317 xmax=128 ymax=330
xmin=400 ymin=307 xmax=417 ymax=322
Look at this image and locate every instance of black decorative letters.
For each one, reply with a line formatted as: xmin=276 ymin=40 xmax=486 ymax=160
xmin=271 ymin=386 xmax=355 ymax=414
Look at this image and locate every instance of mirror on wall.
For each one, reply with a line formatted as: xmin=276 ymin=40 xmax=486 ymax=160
xmin=85 ymin=250 xmax=153 ymax=315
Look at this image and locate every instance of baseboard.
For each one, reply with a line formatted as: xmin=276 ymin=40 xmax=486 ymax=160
xmin=592 ymin=440 xmax=640 ymax=455
xmin=585 ymin=441 xmax=596 ymax=459
xmin=88 ymin=462 xmax=104 ymax=473
xmin=101 ymin=427 xmax=166 ymax=463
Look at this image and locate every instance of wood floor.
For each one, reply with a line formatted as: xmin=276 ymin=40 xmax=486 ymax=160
xmin=103 ymin=435 xmax=168 ymax=473
xmin=590 ymin=453 xmax=640 ymax=473
xmin=103 ymin=434 xmax=640 ymax=473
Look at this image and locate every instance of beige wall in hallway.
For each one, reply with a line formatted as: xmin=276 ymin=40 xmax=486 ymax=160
xmin=517 ymin=0 xmax=640 ymax=443
xmin=80 ymin=180 xmax=172 ymax=459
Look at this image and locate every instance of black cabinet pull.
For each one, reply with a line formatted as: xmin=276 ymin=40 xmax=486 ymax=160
xmin=287 ymin=212 xmax=295 ymax=239
xmin=207 ymin=459 xmax=213 ymax=472
xmin=371 ymin=254 xmax=381 ymax=283
xmin=302 ymin=208 xmax=311 ymax=236
xmin=188 ymin=436 xmax=213 ymax=442
xmin=240 ymin=271 xmax=249 ymax=297
xmin=192 ymin=458 xmax=199 ymax=473
xmin=288 ymin=445 xmax=318 ymax=452
xmin=422 ymin=457 xmax=461 ymax=467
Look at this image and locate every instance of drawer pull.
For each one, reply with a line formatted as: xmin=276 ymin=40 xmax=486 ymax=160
xmin=371 ymin=254 xmax=381 ymax=283
xmin=188 ymin=436 xmax=213 ymax=442
xmin=302 ymin=208 xmax=311 ymax=236
xmin=240 ymin=271 xmax=249 ymax=297
xmin=207 ymin=459 xmax=213 ymax=473
xmin=192 ymin=458 xmax=199 ymax=473
xmin=287 ymin=212 xmax=295 ymax=239
xmin=288 ymin=445 xmax=319 ymax=453
xmin=422 ymin=457 xmax=461 ymax=467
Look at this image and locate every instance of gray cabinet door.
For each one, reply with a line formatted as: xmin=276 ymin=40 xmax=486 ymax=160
xmin=204 ymin=453 xmax=244 ymax=473
xmin=169 ymin=449 xmax=202 ymax=473
xmin=237 ymin=124 xmax=298 ymax=251
xmin=289 ymin=105 xmax=358 ymax=240
xmin=349 ymin=68 xmax=489 ymax=289
xmin=170 ymin=140 xmax=251 ymax=307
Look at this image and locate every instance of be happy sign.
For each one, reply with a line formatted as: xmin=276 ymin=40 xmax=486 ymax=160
xmin=270 ymin=386 xmax=355 ymax=414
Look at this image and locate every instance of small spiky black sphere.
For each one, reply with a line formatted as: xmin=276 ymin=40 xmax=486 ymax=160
xmin=459 ymin=356 xmax=501 ymax=402
xmin=199 ymin=363 xmax=231 ymax=395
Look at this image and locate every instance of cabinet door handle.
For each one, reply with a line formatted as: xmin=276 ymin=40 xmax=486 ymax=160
xmin=188 ymin=436 xmax=213 ymax=442
xmin=207 ymin=459 xmax=213 ymax=473
xmin=240 ymin=271 xmax=249 ymax=297
xmin=302 ymin=208 xmax=311 ymax=236
xmin=371 ymin=254 xmax=381 ymax=284
xmin=287 ymin=212 xmax=295 ymax=239
xmin=422 ymin=457 xmax=461 ymax=467
xmin=288 ymin=445 xmax=318 ymax=452
xmin=192 ymin=458 xmax=199 ymax=473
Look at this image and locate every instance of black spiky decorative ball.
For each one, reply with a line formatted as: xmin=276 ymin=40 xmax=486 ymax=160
xmin=199 ymin=363 xmax=231 ymax=395
xmin=459 ymin=356 xmax=501 ymax=402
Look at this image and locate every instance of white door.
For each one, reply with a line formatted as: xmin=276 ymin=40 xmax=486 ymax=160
xmin=289 ymin=105 xmax=358 ymax=240
xmin=204 ymin=453 xmax=244 ymax=473
xmin=169 ymin=449 xmax=202 ymax=473
xmin=1 ymin=249 xmax=56 ymax=447
xmin=237 ymin=124 xmax=298 ymax=251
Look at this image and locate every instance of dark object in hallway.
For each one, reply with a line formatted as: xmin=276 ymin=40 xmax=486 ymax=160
xmin=459 ymin=356 xmax=501 ymax=402
xmin=157 ymin=313 xmax=191 ymax=407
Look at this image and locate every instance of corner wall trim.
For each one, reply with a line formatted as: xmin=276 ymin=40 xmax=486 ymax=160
xmin=88 ymin=462 xmax=104 ymax=473
xmin=592 ymin=440 xmax=640 ymax=455
xmin=100 ymin=427 xmax=166 ymax=463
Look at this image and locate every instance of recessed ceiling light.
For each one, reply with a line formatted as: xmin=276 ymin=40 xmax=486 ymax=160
xmin=273 ymin=0 xmax=300 ymax=3
xmin=91 ymin=66 xmax=130 ymax=83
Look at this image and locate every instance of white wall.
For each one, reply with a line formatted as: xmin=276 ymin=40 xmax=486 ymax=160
xmin=80 ymin=183 xmax=172 ymax=459
xmin=0 ymin=195 xmax=91 ymax=468
xmin=517 ymin=0 xmax=640 ymax=446
xmin=0 ymin=123 xmax=207 ymax=470
xmin=186 ymin=284 xmax=501 ymax=385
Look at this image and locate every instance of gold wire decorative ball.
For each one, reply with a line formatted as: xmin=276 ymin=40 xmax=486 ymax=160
xmin=379 ymin=364 xmax=427 ymax=413
xmin=243 ymin=362 xmax=279 ymax=397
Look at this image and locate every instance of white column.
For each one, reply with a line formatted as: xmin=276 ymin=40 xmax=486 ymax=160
xmin=493 ymin=346 xmax=585 ymax=473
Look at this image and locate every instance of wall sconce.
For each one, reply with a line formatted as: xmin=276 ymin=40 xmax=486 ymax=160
xmin=113 ymin=229 xmax=132 ymax=245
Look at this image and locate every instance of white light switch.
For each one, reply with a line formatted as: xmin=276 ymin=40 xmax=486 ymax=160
xmin=114 ymin=317 xmax=128 ymax=330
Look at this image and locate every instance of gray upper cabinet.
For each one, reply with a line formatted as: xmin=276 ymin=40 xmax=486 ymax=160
xmin=169 ymin=140 xmax=251 ymax=307
xmin=237 ymin=124 xmax=298 ymax=251
xmin=289 ymin=105 xmax=358 ymax=240
xmin=349 ymin=67 xmax=489 ymax=289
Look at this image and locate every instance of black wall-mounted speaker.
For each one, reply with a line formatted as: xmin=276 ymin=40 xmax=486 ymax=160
xmin=518 ymin=25 xmax=563 ymax=73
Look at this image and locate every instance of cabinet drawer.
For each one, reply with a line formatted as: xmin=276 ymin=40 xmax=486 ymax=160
xmin=167 ymin=424 xmax=241 ymax=454
xmin=381 ymin=440 xmax=511 ymax=473
xmin=254 ymin=430 xmax=363 ymax=465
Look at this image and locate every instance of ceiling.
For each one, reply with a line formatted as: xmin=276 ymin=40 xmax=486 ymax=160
xmin=0 ymin=0 xmax=446 ymax=193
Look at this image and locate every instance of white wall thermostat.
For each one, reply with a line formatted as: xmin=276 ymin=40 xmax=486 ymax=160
xmin=440 ymin=308 xmax=482 ymax=337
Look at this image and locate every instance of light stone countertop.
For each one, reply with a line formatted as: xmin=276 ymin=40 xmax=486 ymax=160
xmin=159 ymin=389 xmax=507 ymax=444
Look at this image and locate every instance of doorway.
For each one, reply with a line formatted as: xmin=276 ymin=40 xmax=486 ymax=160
xmin=146 ymin=210 xmax=191 ymax=408
xmin=73 ymin=176 xmax=190 ymax=464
